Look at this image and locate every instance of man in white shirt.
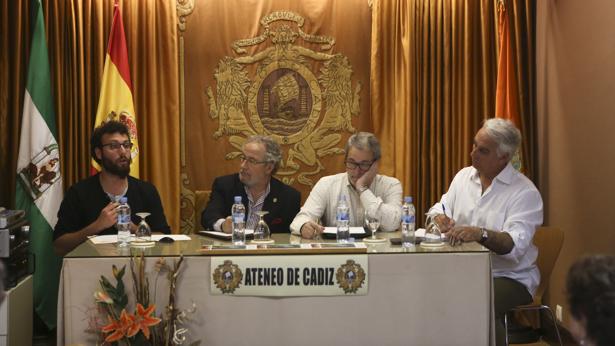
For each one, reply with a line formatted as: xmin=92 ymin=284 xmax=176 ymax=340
xmin=428 ymin=118 xmax=543 ymax=346
xmin=290 ymin=132 xmax=402 ymax=239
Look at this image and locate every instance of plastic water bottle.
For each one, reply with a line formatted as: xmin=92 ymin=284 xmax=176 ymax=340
xmin=336 ymin=195 xmax=350 ymax=243
xmin=117 ymin=197 xmax=131 ymax=247
xmin=231 ymin=196 xmax=246 ymax=245
xmin=401 ymin=196 xmax=415 ymax=248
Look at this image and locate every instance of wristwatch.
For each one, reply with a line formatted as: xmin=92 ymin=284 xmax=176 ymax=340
xmin=478 ymin=227 xmax=488 ymax=244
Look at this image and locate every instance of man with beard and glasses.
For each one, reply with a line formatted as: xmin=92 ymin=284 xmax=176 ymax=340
xmin=53 ymin=121 xmax=170 ymax=256
xmin=201 ymin=135 xmax=301 ymax=233
xmin=290 ymin=132 xmax=402 ymax=239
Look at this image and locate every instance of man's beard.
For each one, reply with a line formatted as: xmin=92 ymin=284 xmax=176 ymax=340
xmin=101 ymin=154 xmax=131 ymax=178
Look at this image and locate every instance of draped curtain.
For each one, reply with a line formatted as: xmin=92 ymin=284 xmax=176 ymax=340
xmin=0 ymin=0 xmax=180 ymax=232
xmin=371 ymin=0 xmax=535 ymax=225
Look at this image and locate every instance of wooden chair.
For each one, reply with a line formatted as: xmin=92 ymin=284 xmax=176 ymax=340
xmin=505 ymin=226 xmax=564 ymax=345
xmin=193 ymin=190 xmax=211 ymax=233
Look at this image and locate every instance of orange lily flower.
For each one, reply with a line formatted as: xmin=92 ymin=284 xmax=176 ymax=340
xmin=133 ymin=304 xmax=162 ymax=339
xmin=101 ymin=309 xmax=135 ymax=342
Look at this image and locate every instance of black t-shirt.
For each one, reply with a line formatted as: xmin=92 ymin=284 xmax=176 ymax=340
xmin=53 ymin=174 xmax=170 ymax=240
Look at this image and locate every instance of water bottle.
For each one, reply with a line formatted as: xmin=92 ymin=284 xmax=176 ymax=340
xmin=336 ymin=195 xmax=350 ymax=243
xmin=231 ymin=196 xmax=246 ymax=245
xmin=117 ymin=197 xmax=131 ymax=247
xmin=401 ymin=196 xmax=415 ymax=248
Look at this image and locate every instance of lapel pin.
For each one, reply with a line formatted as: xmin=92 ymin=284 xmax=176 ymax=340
xmin=273 ymin=198 xmax=278 ymax=203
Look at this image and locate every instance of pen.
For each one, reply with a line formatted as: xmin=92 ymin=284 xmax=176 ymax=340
xmin=442 ymin=203 xmax=447 ymax=218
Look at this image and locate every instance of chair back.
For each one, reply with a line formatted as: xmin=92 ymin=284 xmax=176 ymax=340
xmin=532 ymin=226 xmax=564 ymax=304
xmin=194 ymin=190 xmax=212 ymax=233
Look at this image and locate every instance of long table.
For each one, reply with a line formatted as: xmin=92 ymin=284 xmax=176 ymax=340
xmin=58 ymin=232 xmax=494 ymax=345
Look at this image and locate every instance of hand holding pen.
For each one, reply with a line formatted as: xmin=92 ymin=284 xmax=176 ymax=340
xmin=435 ymin=203 xmax=455 ymax=233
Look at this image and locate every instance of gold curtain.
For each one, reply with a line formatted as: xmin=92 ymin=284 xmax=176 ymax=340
xmin=0 ymin=1 xmax=30 ymax=209
xmin=0 ymin=0 xmax=180 ymax=232
xmin=371 ymin=0 xmax=535 ymax=225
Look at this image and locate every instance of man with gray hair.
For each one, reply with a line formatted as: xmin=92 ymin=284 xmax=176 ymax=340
xmin=427 ymin=118 xmax=543 ymax=345
xmin=202 ymin=135 xmax=301 ymax=233
xmin=291 ymin=132 xmax=402 ymax=238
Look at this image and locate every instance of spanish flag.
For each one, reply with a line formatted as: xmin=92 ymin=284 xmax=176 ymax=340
xmin=92 ymin=0 xmax=139 ymax=177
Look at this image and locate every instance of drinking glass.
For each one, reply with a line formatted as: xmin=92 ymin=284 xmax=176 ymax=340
xmin=135 ymin=212 xmax=152 ymax=243
xmin=254 ymin=211 xmax=270 ymax=241
xmin=365 ymin=211 xmax=380 ymax=240
xmin=424 ymin=214 xmax=443 ymax=244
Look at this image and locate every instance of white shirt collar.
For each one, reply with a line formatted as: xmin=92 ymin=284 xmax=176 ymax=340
xmin=470 ymin=162 xmax=516 ymax=186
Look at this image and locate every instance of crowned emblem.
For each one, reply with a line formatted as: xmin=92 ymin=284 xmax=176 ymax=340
xmin=103 ymin=110 xmax=139 ymax=161
xmin=212 ymin=260 xmax=243 ymax=294
xmin=18 ymin=144 xmax=61 ymax=200
xmin=336 ymin=259 xmax=366 ymax=294
xmin=206 ymin=11 xmax=361 ymax=186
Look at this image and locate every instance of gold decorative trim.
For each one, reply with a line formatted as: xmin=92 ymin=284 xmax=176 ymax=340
xmin=176 ymin=0 xmax=194 ymax=33
xmin=177 ymin=0 xmax=196 ymax=233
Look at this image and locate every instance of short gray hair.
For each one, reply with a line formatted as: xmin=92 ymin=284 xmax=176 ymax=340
xmin=244 ymin=135 xmax=282 ymax=174
xmin=482 ymin=118 xmax=521 ymax=159
xmin=345 ymin=132 xmax=381 ymax=161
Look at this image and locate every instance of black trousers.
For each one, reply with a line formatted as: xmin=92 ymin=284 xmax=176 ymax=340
xmin=494 ymin=277 xmax=533 ymax=346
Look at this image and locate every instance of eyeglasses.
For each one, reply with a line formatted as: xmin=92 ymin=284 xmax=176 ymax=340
xmin=101 ymin=141 xmax=133 ymax=151
xmin=239 ymin=154 xmax=269 ymax=165
xmin=345 ymin=160 xmax=375 ymax=170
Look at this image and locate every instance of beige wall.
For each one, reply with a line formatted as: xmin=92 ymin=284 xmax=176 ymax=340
xmin=537 ymin=0 xmax=615 ymax=328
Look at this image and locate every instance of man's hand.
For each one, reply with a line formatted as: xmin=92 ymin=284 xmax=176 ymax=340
xmin=300 ymin=221 xmax=324 ymax=239
xmin=446 ymin=226 xmax=481 ymax=246
xmin=356 ymin=161 xmax=378 ymax=191
xmin=221 ymin=216 xmax=233 ymax=233
xmin=93 ymin=202 xmax=119 ymax=234
xmin=434 ymin=214 xmax=456 ymax=233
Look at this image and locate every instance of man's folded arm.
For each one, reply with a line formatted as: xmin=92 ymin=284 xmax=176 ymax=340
xmin=54 ymin=221 xmax=104 ymax=256
xmin=290 ymin=179 xmax=328 ymax=234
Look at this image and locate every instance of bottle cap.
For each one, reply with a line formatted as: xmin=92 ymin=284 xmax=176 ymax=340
xmin=120 ymin=197 xmax=128 ymax=203
xmin=404 ymin=196 xmax=412 ymax=203
xmin=234 ymin=196 xmax=242 ymax=203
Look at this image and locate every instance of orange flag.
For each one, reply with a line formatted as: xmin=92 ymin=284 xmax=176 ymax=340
xmin=91 ymin=0 xmax=139 ymax=177
xmin=495 ymin=1 xmax=523 ymax=172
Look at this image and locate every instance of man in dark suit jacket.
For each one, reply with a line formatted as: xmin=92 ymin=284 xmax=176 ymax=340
xmin=201 ymin=135 xmax=300 ymax=233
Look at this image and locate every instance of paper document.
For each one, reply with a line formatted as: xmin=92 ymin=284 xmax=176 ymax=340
xmin=198 ymin=229 xmax=255 ymax=240
xmin=89 ymin=234 xmax=191 ymax=244
xmin=415 ymin=228 xmax=426 ymax=237
xmin=151 ymin=234 xmax=191 ymax=241
xmin=323 ymin=227 xmax=366 ymax=235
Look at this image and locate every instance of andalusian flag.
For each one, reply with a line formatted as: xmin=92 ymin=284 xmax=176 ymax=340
xmin=92 ymin=0 xmax=139 ymax=177
xmin=15 ymin=0 xmax=63 ymax=329
xmin=495 ymin=0 xmax=523 ymax=172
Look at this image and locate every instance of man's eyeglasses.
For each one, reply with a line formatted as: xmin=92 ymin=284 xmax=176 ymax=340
xmin=101 ymin=141 xmax=133 ymax=151
xmin=239 ymin=154 xmax=269 ymax=165
xmin=345 ymin=160 xmax=374 ymax=170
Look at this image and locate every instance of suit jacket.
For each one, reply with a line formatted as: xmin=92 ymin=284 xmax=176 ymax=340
xmin=201 ymin=173 xmax=301 ymax=233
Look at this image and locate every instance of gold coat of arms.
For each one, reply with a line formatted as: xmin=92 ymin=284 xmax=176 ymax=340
xmin=207 ymin=11 xmax=361 ymax=186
